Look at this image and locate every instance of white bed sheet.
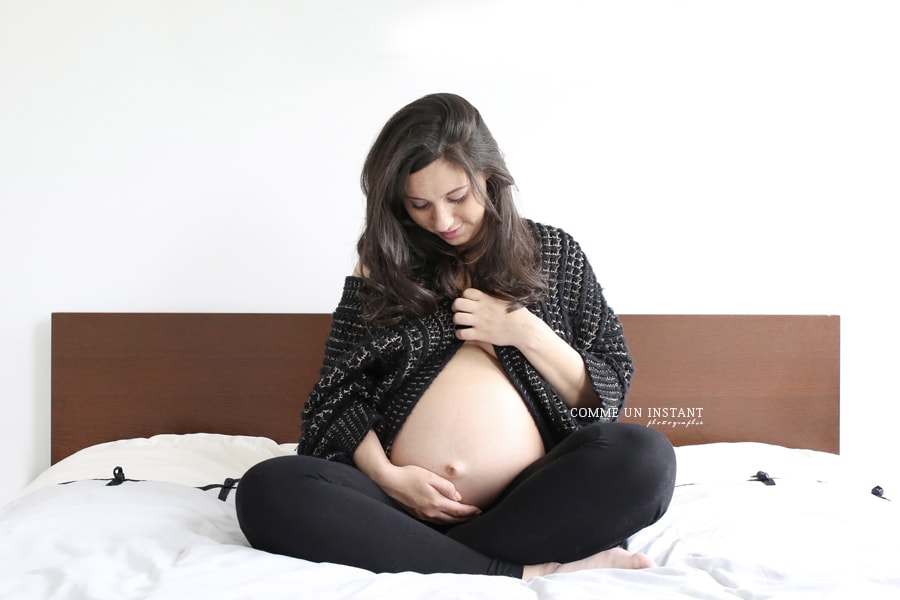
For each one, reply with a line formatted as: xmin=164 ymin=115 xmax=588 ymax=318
xmin=1 ymin=435 xmax=898 ymax=599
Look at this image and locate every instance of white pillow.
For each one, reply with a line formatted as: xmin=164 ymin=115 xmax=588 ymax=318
xmin=18 ymin=433 xmax=296 ymax=499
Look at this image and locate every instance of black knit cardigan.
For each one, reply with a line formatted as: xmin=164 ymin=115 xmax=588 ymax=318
xmin=298 ymin=221 xmax=634 ymax=463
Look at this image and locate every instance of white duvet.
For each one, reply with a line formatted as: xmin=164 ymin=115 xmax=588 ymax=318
xmin=1 ymin=434 xmax=898 ymax=599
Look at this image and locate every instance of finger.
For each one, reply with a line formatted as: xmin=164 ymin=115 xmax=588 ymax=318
xmin=429 ymin=477 xmax=462 ymax=502
xmin=451 ymin=297 xmax=478 ymax=314
xmin=446 ymin=502 xmax=482 ymax=517
xmin=426 ymin=502 xmax=482 ymax=523
xmin=454 ymin=326 xmax=477 ymax=342
xmin=461 ymin=288 xmax=485 ymax=300
xmin=425 ymin=512 xmax=469 ymax=525
xmin=419 ymin=494 xmax=482 ymax=522
xmin=452 ymin=311 xmax=475 ymax=327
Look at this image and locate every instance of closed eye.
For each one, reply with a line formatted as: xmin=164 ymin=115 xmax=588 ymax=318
xmin=405 ymin=185 xmax=469 ymax=211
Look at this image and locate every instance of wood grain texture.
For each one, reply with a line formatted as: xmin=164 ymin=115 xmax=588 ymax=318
xmin=51 ymin=313 xmax=332 ymax=464
xmin=617 ymin=315 xmax=839 ymax=453
xmin=51 ymin=313 xmax=839 ymax=463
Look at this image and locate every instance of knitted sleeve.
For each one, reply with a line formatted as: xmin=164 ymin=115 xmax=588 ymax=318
xmin=318 ymin=277 xmax=373 ymax=376
xmin=298 ymin=329 xmax=407 ymax=463
xmin=506 ymin=223 xmax=634 ymax=436
xmin=555 ymin=228 xmax=634 ymax=423
xmin=298 ymin=297 xmax=458 ymax=463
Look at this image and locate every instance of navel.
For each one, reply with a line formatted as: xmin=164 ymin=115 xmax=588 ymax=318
xmin=444 ymin=461 xmax=463 ymax=478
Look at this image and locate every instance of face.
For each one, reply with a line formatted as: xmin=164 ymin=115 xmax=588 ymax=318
xmin=403 ymin=158 xmax=487 ymax=247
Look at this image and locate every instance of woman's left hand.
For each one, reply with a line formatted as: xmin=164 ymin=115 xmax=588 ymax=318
xmin=453 ymin=288 xmax=602 ymax=409
xmin=451 ymin=288 xmax=535 ymax=349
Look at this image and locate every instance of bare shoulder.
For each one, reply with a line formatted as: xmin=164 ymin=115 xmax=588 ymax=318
xmin=352 ymin=260 xmax=370 ymax=278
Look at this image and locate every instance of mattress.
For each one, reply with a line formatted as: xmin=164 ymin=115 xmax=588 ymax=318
xmin=1 ymin=434 xmax=897 ymax=599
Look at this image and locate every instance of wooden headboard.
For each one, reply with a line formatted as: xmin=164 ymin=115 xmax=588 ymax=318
xmin=51 ymin=313 xmax=839 ymax=464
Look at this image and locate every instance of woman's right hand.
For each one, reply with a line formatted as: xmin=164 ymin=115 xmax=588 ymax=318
xmin=353 ymin=430 xmax=481 ymax=524
xmin=375 ymin=463 xmax=482 ymax=524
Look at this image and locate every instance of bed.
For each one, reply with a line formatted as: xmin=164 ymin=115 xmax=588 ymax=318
xmin=2 ymin=312 xmax=898 ymax=599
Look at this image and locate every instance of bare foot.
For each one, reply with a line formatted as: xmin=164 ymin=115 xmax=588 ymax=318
xmin=522 ymin=547 xmax=655 ymax=581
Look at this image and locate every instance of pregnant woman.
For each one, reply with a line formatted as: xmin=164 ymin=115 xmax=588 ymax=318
xmin=236 ymin=93 xmax=676 ymax=580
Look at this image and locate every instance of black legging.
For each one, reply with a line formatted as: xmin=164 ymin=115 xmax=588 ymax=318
xmin=236 ymin=422 xmax=676 ymax=578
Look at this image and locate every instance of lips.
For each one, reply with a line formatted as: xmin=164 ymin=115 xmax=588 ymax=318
xmin=440 ymin=226 xmax=463 ymax=241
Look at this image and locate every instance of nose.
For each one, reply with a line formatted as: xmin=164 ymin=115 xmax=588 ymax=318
xmin=433 ymin=203 xmax=455 ymax=231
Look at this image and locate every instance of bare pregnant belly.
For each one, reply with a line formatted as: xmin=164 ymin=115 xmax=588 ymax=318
xmin=390 ymin=342 xmax=546 ymax=508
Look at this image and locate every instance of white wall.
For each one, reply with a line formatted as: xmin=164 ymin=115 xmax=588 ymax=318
xmin=2 ymin=0 xmax=898 ymax=506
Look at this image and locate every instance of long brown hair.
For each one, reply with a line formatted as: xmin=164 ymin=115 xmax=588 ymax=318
xmin=357 ymin=93 xmax=546 ymax=327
